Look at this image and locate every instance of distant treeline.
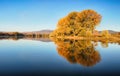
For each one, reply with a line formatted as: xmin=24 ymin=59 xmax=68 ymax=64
xmin=0 ymin=32 xmax=24 ymax=36
xmin=0 ymin=32 xmax=50 ymax=40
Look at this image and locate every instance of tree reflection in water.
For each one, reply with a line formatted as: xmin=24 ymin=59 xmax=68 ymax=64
xmin=52 ymin=38 xmax=101 ymax=67
xmin=100 ymin=40 xmax=109 ymax=48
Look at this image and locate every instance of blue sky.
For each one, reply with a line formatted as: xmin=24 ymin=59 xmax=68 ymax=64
xmin=0 ymin=0 xmax=120 ymax=32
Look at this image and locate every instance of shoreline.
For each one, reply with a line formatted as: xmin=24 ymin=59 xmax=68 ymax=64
xmin=50 ymin=36 xmax=120 ymax=43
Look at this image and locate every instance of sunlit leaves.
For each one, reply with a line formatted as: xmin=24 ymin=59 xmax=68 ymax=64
xmin=51 ymin=9 xmax=102 ymax=37
xmin=101 ymin=30 xmax=110 ymax=38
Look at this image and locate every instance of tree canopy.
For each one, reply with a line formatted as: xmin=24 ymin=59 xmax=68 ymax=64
xmin=50 ymin=9 xmax=102 ymax=37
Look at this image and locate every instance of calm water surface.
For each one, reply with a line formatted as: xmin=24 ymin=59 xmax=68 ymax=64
xmin=0 ymin=39 xmax=120 ymax=76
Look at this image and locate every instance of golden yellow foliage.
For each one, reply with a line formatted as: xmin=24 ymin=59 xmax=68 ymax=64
xmin=101 ymin=30 xmax=110 ymax=38
xmin=52 ymin=38 xmax=101 ymax=67
xmin=51 ymin=9 xmax=102 ymax=37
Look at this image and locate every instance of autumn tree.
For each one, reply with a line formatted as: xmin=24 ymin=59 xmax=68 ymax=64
xmin=101 ymin=30 xmax=110 ymax=38
xmin=51 ymin=9 xmax=102 ymax=37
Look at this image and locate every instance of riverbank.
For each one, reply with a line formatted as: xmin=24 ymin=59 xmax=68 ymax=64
xmin=51 ymin=36 xmax=120 ymax=44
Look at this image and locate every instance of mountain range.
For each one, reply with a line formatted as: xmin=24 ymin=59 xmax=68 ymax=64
xmin=23 ymin=30 xmax=53 ymax=34
xmin=99 ymin=30 xmax=119 ymax=34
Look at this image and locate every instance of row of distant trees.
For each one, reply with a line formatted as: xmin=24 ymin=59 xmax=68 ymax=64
xmin=0 ymin=32 xmax=50 ymax=39
xmin=25 ymin=33 xmax=49 ymax=38
xmin=0 ymin=32 xmax=24 ymax=36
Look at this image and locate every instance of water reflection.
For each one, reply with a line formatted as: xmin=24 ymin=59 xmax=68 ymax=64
xmin=0 ymin=36 xmax=120 ymax=67
xmin=0 ymin=36 xmax=52 ymax=42
xmin=52 ymin=38 xmax=101 ymax=67
xmin=100 ymin=40 xmax=109 ymax=48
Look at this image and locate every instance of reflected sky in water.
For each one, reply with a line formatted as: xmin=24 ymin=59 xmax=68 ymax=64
xmin=0 ymin=39 xmax=120 ymax=75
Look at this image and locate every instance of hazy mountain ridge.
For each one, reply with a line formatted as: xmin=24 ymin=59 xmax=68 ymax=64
xmin=99 ymin=30 xmax=119 ymax=34
xmin=23 ymin=30 xmax=53 ymax=34
xmin=34 ymin=30 xmax=53 ymax=34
